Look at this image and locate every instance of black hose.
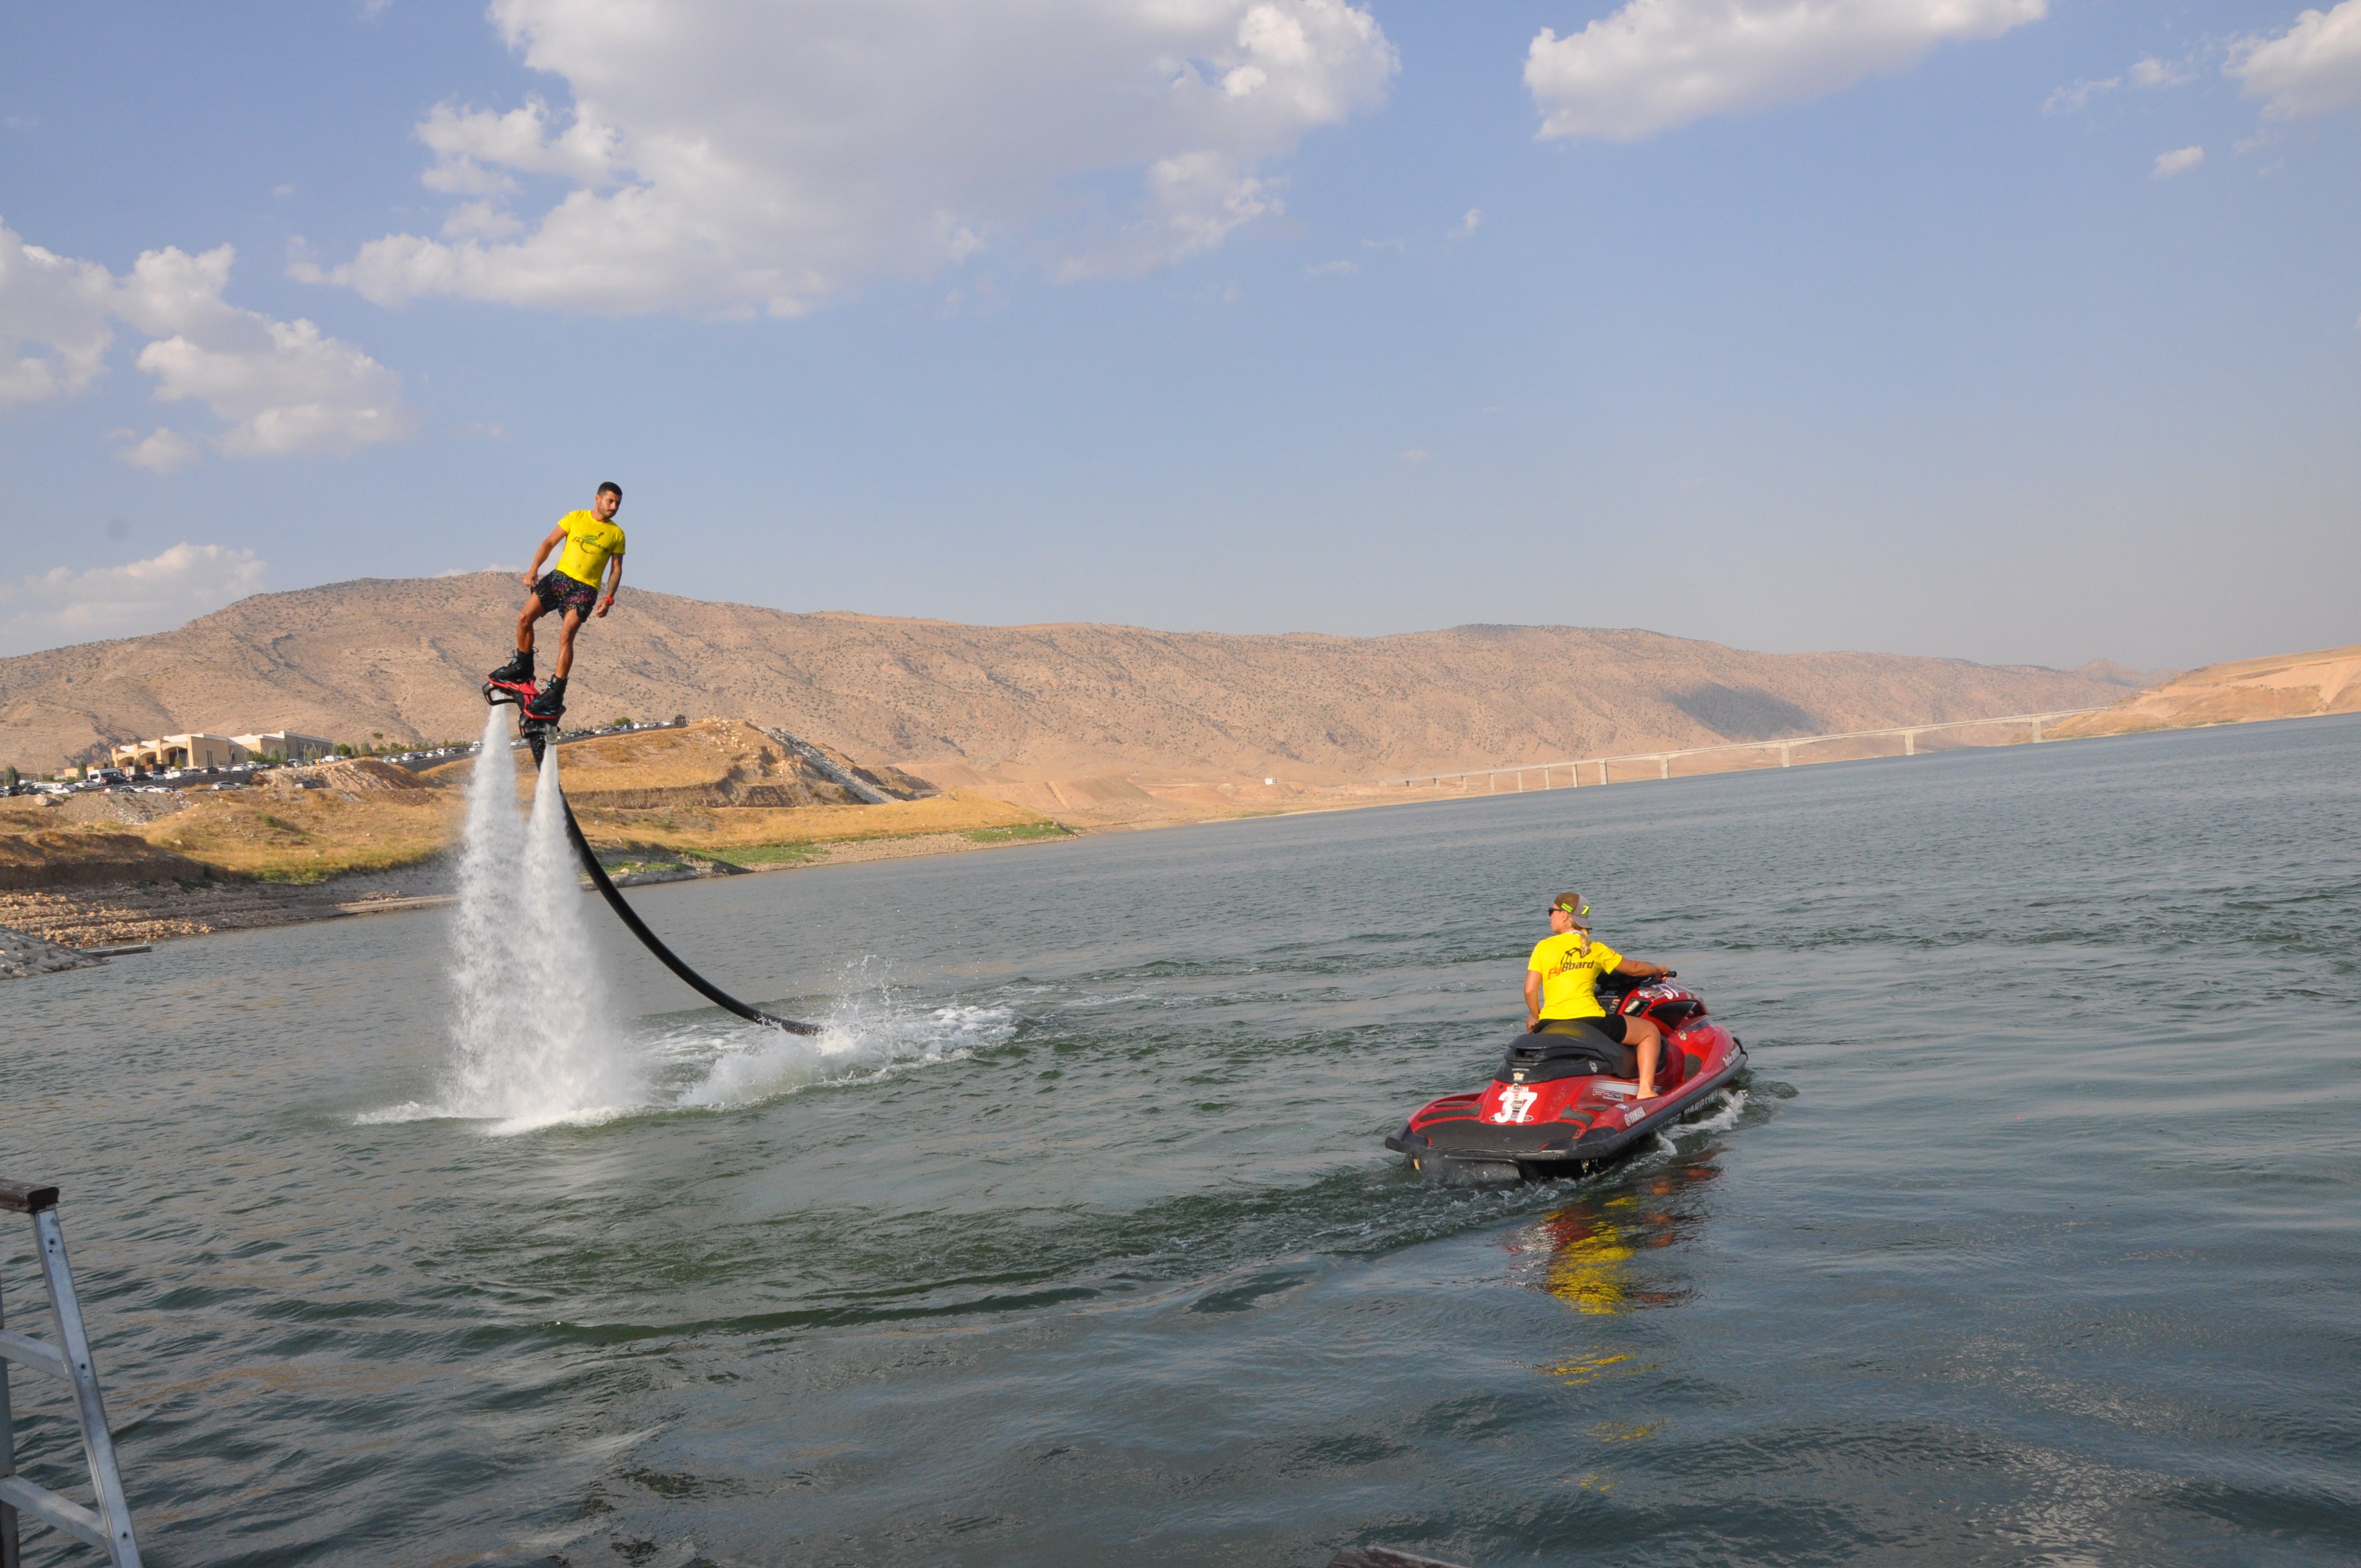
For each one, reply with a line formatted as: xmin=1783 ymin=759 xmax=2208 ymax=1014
xmin=558 ymin=792 xmax=821 ymax=1036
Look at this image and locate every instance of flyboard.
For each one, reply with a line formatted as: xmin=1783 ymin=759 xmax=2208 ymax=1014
xmin=487 ymin=676 xmax=821 ymax=1036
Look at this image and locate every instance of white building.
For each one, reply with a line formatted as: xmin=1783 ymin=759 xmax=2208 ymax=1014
xmin=108 ymin=729 xmax=338 ymax=771
xmin=112 ymin=733 xmax=244 ymax=770
xmin=231 ymin=732 xmax=336 ymax=763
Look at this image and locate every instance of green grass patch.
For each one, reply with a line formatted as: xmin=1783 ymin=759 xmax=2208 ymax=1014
xmin=704 ymin=841 xmax=826 ymax=868
xmin=601 ymin=858 xmax=689 ymax=877
xmin=253 ymin=845 xmax=448 ymax=884
xmin=965 ymin=822 xmax=1075 ymax=845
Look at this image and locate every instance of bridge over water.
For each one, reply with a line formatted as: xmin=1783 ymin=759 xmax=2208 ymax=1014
xmin=1384 ymin=708 xmax=2105 ymax=793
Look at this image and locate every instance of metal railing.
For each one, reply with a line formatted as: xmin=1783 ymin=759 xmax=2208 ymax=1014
xmin=0 ymin=1180 xmax=140 ymax=1567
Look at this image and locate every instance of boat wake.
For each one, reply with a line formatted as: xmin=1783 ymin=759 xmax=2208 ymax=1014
xmin=1681 ymin=1086 xmax=1749 ymax=1135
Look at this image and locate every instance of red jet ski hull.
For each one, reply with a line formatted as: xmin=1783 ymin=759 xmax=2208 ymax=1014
xmin=1385 ymin=983 xmax=1747 ymax=1180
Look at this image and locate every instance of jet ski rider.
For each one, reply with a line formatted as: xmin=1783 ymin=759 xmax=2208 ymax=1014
xmin=1525 ymin=893 xmax=1677 ymax=1100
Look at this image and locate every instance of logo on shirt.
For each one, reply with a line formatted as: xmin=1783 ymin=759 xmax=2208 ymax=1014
xmin=1553 ymin=956 xmax=1606 ymax=981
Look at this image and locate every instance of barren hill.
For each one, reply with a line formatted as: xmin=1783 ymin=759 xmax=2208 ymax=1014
xmin=1 ymin=574 xmax=2158 ymax=786
xmin=2048 ymin=644 xmax=2361 ymax=739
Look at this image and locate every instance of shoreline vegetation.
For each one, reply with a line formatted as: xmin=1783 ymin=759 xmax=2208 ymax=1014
xmin=0 ymin=721 xmax=1087 ymax=949
xmin=5 ymin=646 xmax=2355 ymax=956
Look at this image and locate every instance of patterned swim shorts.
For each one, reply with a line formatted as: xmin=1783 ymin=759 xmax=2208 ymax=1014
xmin=530 ymin=569 xmax=600 ymax=621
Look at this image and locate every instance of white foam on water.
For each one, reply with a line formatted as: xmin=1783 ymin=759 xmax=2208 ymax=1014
xmin=353 ymin=1101 xmax=442 ymax=1126
xmin=1643 ymin=1086 xmax=1750 ymax=1158
xmin=1684 ymin=1087 xmax=1749 ymax=1135
xmin=671 ymin=963 xmax=1016 ymax=1110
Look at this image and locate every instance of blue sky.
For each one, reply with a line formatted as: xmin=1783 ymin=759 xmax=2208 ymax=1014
xmin=3 ymin=0 xmax=2356 ymax=671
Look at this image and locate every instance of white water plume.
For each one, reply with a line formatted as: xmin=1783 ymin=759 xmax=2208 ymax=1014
xmin=425 ymin=711 xmax=642 ymax=1131
xmin=357 ymin=722 xmax=994 ymax=1131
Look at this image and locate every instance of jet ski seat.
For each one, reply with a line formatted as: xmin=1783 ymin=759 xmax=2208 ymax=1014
xmin=1499 ymin=1021 xmax=1637 ymax=1084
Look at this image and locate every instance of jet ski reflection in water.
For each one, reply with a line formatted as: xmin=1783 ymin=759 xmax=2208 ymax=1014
xmin=1515 ymin=1164 xmax=1720 ymax=1319
xmin=1386 ymin=895 xmax=1746 ymax=1182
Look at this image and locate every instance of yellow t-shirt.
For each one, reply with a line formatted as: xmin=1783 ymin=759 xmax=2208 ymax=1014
xmin=552 ymin=510 xmax=625 ymax=589
xmin=1527 ymin=933 xmax=1624 ymax=1020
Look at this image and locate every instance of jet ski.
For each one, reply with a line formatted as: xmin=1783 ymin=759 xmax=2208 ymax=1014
xmin=1385 ymin=973 xmax=1747 ymax=1182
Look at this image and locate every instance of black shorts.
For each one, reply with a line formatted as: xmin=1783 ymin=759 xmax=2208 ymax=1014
xmin=1535 ymin=1015 xmax=1632 ymax=1045
xmin=1528 ymin=1015 xmax=1637 ymax=1075
xmin=530 ymin=570 xmax=600 ymax=622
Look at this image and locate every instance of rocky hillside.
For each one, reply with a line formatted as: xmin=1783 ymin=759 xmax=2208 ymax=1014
xmin=0 ymin=574 xmax=2161 ymax=783
xmin=2048 ymin=644 xmax=2361 ymax=738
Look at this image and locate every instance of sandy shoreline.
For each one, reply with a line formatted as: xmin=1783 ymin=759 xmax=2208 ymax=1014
xmin=24 ymin=705 xmax=2319 ymax=959
xmin=0 ymin=745 xmax=2027 ymax=953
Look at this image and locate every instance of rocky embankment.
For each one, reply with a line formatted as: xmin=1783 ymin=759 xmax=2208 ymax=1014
xmin=1 ymin=922 xmax=102 ymax=979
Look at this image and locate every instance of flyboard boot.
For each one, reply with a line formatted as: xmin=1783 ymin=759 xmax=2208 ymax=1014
xmin=523 ymin=674 xmax=567 ymax=724
xmin=484 ymin=648 xmax=536 ymax=709
xmin=519 ymin=674 xmax=567 ymax=764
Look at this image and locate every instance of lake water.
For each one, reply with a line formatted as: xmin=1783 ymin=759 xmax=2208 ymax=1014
xmin=4 ymin=715 xmax=2358 ymax=1566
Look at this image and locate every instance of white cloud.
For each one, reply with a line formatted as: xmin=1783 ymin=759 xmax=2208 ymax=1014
xmin=0 ymin=221 xmax=416 ymax=460
xmin=1456 ymin=207 xmax=1482 ymax=236
xmin=2229 ymin=1 xmax=2361 ymax=118
xmin=2044 ymin=75 xmax=2118 ymax=114
xmin=112 ymin=427 xmax=203 ymax=474
xmin=302 ymin=0 xmax=1396 ymax=315
xmin=440 ymin=200 xmax=525 ymax=241
xmin=0 ymin=543 xmax=265 ymax=656
xmin=115 ymin=244 xmax=416 ymax=456
xmin=1399 ymin=447 xmax=1430 ymax=461
xmin=1306 ymin=258 xmax=1358 ymax=275
xmin=2152 ymin=145 xmax=2204 ymax=179
xmin=2049 ymin=53 xmax=2193 ymax=113
xmin=1527 ymin=0 xmax=2047 ymax=142
xmin=0 ymin=217 xmax=116 ymax=405
xmin=415 ymin=96 xmax=617 ymax=194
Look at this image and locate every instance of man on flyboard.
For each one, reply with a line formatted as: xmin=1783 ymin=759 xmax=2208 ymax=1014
xmin=486 ymin=482 xmax=626 ymax=725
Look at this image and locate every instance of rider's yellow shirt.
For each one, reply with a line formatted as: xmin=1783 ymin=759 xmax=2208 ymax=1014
xmin=553 ymin=510 xmax=626 ymax=587
xmin=1527 ymin=933 xmax=1624 ymax=1020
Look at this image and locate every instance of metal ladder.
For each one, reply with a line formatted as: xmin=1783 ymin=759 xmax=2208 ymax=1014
xmin=0 ymin=1180 xmax=140 ymax=1567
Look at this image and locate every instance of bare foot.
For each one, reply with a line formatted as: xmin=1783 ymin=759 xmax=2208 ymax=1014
xmin=1635 ymin=1085 xmax=1660 ymax=1101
